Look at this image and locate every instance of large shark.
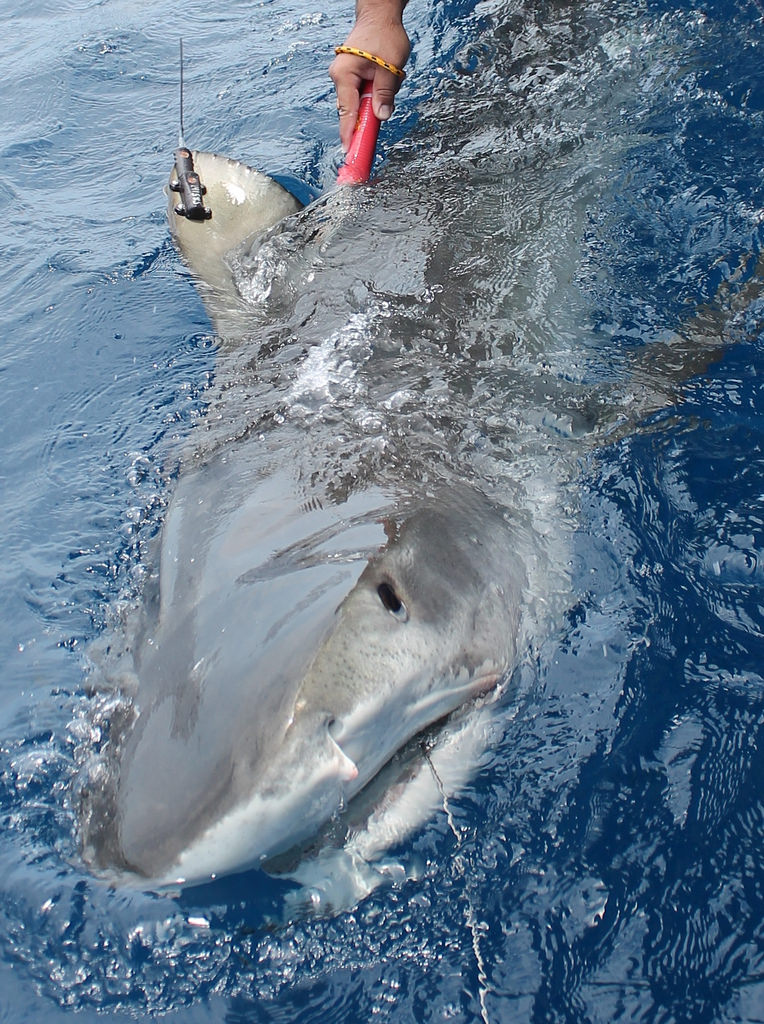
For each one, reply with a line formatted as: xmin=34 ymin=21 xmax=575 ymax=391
xmin=78 ymin=124 xmax=756 ymax=906
xmin=79 ymin=127 xmax=754 ymax=904
xmin=78 ymin=151 xmax=551 ymax=897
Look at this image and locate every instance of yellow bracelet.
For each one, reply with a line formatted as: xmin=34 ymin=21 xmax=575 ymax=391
xmin=334 ymin=45 xmax=406 ymax=80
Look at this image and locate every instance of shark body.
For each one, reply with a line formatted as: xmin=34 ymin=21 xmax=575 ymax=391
xmin=78 ymin=152 xmax=544 ymax=895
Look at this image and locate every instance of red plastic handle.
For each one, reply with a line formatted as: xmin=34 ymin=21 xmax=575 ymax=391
xmin=337 ymin=82 xmax=381 ymax=185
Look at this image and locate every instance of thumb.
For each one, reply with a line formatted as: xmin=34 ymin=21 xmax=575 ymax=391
xmin=371 ymin=69 xmax=401 ymax=121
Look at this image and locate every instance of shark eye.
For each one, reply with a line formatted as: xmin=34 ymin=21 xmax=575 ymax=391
xmin=377 ymin=582 xmax=409 ymax=622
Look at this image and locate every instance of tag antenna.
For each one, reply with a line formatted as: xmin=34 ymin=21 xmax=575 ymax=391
xmin=179 ymin=38 xmax=186 ymax=147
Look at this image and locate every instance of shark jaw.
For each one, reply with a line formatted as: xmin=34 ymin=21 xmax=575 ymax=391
xmin=152 ymin=657 xmax=505 ymax=889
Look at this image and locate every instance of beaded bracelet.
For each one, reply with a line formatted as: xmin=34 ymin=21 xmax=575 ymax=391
xmin=334 ymin=45 xmax=406 ymax=80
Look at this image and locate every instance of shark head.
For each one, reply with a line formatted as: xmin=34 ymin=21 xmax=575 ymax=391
xmin=297 ymin=495 xmax=526 ymax=783
xmin=80 ymin=474 xmax=527 ymax=887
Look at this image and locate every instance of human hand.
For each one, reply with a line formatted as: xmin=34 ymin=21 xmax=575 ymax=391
xmin=329 ymin=0 xmax=410 ymax=152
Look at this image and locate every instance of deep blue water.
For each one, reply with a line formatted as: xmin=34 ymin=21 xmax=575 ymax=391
xmin=1 ymin=0 xmax=763 ymax=1021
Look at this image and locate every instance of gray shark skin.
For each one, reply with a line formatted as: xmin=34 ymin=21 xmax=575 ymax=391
xmin=77 ymin=152 xmax=541 ymax=889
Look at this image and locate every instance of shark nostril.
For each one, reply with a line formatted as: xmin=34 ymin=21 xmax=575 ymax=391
xmin=327 ymin=716 xmax=345 ymax=741
xmin=377 ymin=582 xmax=409 ymax=622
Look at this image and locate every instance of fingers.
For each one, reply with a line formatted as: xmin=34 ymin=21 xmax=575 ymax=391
xmin=337 ymin=102 xmax=359 ymax=154
xmin=329 ymin=55 xmax=366 ymax=152
xmin=329 ymin=58 xmax=403 ymax=152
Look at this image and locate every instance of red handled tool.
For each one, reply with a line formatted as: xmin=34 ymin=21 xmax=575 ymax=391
xmin=337 ymin=81 xmax=381 ymax=185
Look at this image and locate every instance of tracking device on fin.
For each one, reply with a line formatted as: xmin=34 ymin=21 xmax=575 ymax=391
xmin=171 ymin=147 xmax=211 ymax=220
xmin=171 ymin=40 xmax=211 ymax=220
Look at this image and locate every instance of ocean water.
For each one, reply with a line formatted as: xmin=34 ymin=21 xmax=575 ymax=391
xmin=1 ymin=0 xmax=762 ymax=1021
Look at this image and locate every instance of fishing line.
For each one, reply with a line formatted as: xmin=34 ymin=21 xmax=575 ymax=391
xmin=423 ymin=743 xmax=492 ymax=1024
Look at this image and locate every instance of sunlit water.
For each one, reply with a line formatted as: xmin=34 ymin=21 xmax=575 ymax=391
xmin=1 ymin=0 xmax=762 ymax=1020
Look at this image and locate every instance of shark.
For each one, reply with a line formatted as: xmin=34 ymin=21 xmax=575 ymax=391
xmin=77 ymin=150 xmax=555 ymax=902
xmin=77 ymin=118 xmax=758 ymax=910
xmin=78 ymin=128 xmax=755 ymax=908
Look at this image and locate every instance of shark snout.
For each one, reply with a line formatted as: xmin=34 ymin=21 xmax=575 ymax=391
xmin=153 ymin=713 xmax=363 ymax=886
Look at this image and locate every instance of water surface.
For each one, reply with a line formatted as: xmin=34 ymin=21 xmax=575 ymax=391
xmin=0 ymin=0 xmax=762 ymax=1020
